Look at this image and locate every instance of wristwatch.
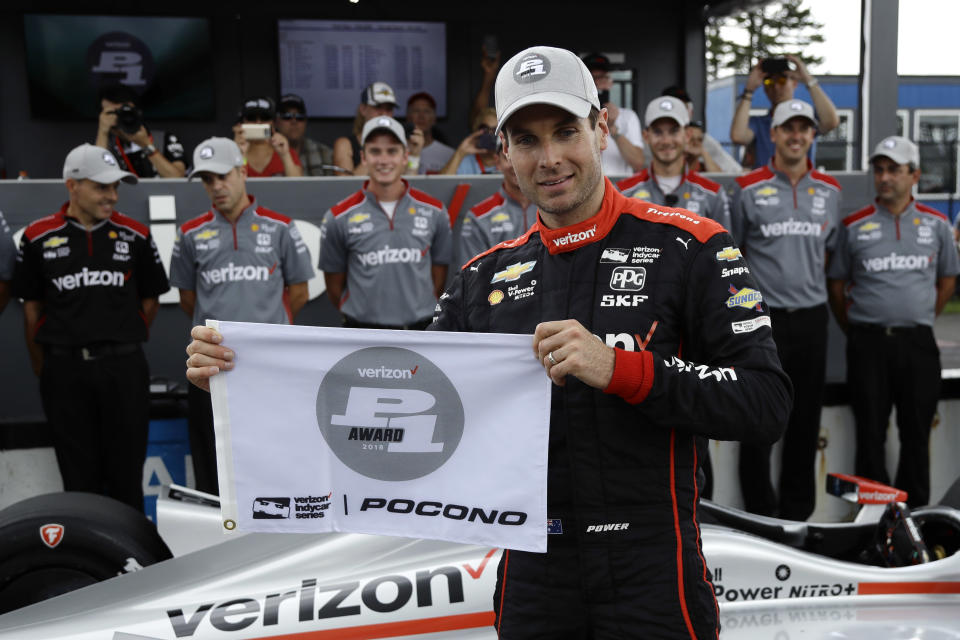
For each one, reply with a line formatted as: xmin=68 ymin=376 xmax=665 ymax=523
xmin=144 ymin=143 xmax=159 ymax=157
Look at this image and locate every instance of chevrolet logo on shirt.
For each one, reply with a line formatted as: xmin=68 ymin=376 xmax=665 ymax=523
xmin=195 ymin=229 xmax=219 ymax=241
xmin=349 ymin=213 xmax=371 ymax=224
xmin=859 ymin=222 xmax=880 ymax=232
xmin=42 ymin=236 xmax=69 ymax=249
xmin=491 ymin=261 xmax=536 ymax=283
xmin=756 ymin=186 xmax=778 ymax=196
xmin=491 ymin=212 xmax=510 ymax=223
xmin=715 ymin=247 xmax=743 ymax=262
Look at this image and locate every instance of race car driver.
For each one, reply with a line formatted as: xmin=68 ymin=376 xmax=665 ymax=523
xmin=617 ymin=95 xmax=730 ymax=229
xmin=14 ymin=143 xmax=169 ymax=510
xmin=169 ymin=137 xmax=315 ymax=494
xmin=185 ymin=46 xmax=791 ymax=637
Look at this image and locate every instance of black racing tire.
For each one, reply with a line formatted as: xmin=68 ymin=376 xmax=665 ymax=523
xmin=0 ymin=492 xmax=172 ymax=614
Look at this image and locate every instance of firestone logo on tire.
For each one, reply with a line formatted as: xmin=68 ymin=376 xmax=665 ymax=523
xmin=316 ymin=347 xmax=464 ymax=481
xmin=40 ymin=523 xmax=64 ymax=549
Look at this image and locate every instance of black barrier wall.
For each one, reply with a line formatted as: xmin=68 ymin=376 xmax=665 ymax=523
xmin=0 ymin=173 xmax=873 ymax=424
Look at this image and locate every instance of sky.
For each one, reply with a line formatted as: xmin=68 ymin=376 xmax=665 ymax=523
xmin=716 ymin=0 xmax=960 ymax=77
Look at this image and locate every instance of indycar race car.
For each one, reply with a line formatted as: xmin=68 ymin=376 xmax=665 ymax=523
xmin=0 ymin=473 xmax=957 ymax=639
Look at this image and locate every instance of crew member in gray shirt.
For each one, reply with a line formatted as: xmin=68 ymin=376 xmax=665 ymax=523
xmin=618 ymin=96 xmax=730 ymax=230
xmin=455 ymin=141 xmax=536 ymax=268
xmin=828 ymin=136 xmax=959 ymax=507
xmin=0 ymin=209 xmax=15 ymax=314
xmin=731 ymin=99 xmax=841 ymax=520
xmin=320 ymin=116 xmax=451 ymax=329
xmin=170 ymin=136 xmax=315 ymax=493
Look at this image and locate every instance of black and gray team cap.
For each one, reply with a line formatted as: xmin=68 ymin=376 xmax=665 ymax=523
xmin=870 ymin=136 xmax=920 ymax=167
xmin=495 ymin=46 xmax=601 ymax=136
xmin=188 ymin=137 xmax=245 ymax=180
xmin=63 ymin=143 xmax=137 ymax=185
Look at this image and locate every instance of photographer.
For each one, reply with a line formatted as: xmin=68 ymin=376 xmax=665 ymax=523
xmin=730 ymin=54 xmax=839 ymax=169
xmin=94 ymin=85 xmax=186 ymax=178
xmin=232 ymin=97 xmax=303 ymax=178
xmin=439 ymin=108 xmax=500 ymax=175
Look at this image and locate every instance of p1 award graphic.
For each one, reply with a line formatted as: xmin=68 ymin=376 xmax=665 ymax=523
xmin=209 ymin=321 xmax=550 ymax=552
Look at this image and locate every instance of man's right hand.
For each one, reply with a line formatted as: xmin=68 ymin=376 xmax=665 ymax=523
xmin=185 ymin=325 xmax=234 ymax=392
xmin=746 ymin=61 xmax=765 ymax=92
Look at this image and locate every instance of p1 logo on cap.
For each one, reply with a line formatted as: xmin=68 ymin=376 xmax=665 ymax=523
xmin=514 ymin=54 xmax=551 ymax=83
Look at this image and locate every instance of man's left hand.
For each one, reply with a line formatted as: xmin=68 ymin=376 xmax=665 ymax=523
xmin=786 ymin=54 xmax=814 ymax=86
xmin=272 ymin=132 xmax=292 ymax=157
xmin=408 ymin=127 xmax=425 ymax=157
xmin=533 ymin=320 xmax=615 ymax=388
xmin=605 ymin=102 xmax=620 ymax=129
xmin=128 ymin=126 xmax=152 ymax=148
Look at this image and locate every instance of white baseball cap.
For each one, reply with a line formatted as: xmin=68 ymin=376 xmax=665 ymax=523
xmin=188 ymin=137 xmax=245 ymax=179
xmin=644 ymin=96 xmax=690 ymax=128
xmin=771 ymin=100 xmax=817 ymax=128
xmin=870 ymin=136 xmax=920 ymax=167
xmin=62 ymin=144 xmax=137 ymax=185
xmin=361 ymin=116 xmax=407 ymax=147
xmin=495 ymin=46 xmax=600 ymax=135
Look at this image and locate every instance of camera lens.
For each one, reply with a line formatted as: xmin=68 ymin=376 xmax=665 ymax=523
xmin=116 ymin=105 xmax=142 ymax=135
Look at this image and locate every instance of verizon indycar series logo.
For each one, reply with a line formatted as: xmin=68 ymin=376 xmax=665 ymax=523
xmin=862 ymin=252 xmax=931 ymax=272
xmin=357 ymin=246 xmax=427 ymax=266
xmin=316 ymin=347 xmax=464 ymax=481
xmin=52 ymin=268 xmax=127 ymax=292
xmin=200 ymin=262 xmax=275 ymax=285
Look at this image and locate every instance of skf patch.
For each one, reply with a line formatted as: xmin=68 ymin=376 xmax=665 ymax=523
xmin=491 ymin=261 xmax=536 ymax=283
xmin=488 ymin=289 xmax=504 ymax=305
xmin=726 ymin=285 xmax=763 ymax=311
xmin=716 ymin=246 xmax=743 ymax=262
xmin=42 ymin=236 xmax=69 ymax=249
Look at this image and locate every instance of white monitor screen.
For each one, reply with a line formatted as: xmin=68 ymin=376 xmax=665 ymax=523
xmin=278 ymin=19 xmax=447 ymax=118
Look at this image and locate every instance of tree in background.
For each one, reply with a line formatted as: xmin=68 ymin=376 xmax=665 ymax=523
xmin=706 ymin=0 xmax=825 ymax=80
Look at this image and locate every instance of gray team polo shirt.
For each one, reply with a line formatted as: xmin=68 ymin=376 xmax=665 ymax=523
xmin=169 ymin=197 xmax=315 ymax=326
xmin=731 ymin=163 xmax=841 ymax=309
xmin=319 ymin=183 xmax=452 ymax=325
xmin=616 ymin=167 xmax=731 ymax=230
xmin=0 ymin=209 xmax=15 ymax=281
xmin=828 ymin=200 xmax=960 ymax=327
xmin=455 ymin=186 xmax=537 ymax=268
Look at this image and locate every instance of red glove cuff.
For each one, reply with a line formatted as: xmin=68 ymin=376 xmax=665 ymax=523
xmin=603 ymin=348 xmax=655 ymax=404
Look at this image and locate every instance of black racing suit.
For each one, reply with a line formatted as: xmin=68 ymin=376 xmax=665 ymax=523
xmin=430 ymin=179 xmax=792 ymax=639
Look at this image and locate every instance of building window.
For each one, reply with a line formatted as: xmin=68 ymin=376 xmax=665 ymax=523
xmin=896 ymin=110 xmax=909 ymax=138
xmin=609 ymin=69 xmax=634 ymax=112
xmin=915 ymin=110 xmax=960 ymax=196
xmin=816 ymin=109 xmax=854 ymax=172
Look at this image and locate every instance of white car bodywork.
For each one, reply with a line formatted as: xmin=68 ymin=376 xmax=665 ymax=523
xmin=0 ymin=484 xmax=957 ymax=640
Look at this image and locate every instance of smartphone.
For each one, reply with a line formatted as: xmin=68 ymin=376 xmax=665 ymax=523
xmin=761 ymin=57 xmax=791 ymax=75
xmin=482 ymin=35 xmax=499 ymax=60
xmin=475 ymin=131 xmax=498 ymax=151
xmin=241 ymin=123 xmax=272 ymax=140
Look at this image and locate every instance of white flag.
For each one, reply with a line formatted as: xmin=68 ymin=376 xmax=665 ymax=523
xmin=208 ymin=321 xmax=551 ymax=552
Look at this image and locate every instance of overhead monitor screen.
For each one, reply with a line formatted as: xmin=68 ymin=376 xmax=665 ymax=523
xmin=278 ymin=19 xmax=446 ymax=118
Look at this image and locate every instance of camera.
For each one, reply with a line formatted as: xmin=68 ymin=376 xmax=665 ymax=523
xmin=597 ymin=89 xmax=611 ymax=106
xmin=761 ymin=57 xmax=791 ymax=75
xmin=114 ymin=104 xmax=143 ymax=135
xmin=475 ymin=130 xmax=498 ymax=152
xmin=241 ymin=123 xmax=272 ymax=141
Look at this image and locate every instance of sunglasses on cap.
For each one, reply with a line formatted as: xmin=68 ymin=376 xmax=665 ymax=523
xmin=763 ymin=75 xmax=789 ymax=87
xmin=278 ymin=112 xmax=307 ymax=121
xmin=243 ymin=109 xmax=274 ymax=122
